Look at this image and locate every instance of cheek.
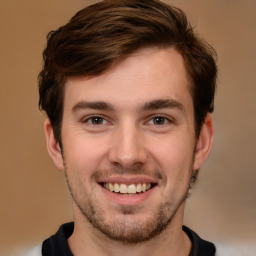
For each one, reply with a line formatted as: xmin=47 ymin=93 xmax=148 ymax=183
xmin=148 ymin=134 xmax=195 ymax=187
xmin=62 ymin=133 xmax=110 ymax=172
xmin=149 ymin=133 xmax=195 ymax=166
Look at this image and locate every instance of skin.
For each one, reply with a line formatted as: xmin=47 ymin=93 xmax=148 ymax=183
xmin=45 ymin=47 xmax=214 ymax=256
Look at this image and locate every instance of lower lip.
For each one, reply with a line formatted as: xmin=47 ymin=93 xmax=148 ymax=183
xmin=100 ymin=185 xmax=156 ymax=206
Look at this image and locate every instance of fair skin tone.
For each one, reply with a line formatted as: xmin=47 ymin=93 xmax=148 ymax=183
xmin=45 ymin=47 xmax=213 ymax=256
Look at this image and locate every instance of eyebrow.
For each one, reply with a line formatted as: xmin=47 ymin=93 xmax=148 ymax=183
xmin=71 ymin=99 xmax=185 ymax=113
xmin=141 ymin=99 xmax=185 ymax=113
xmin=72 ymin=101 xmax=114 ymax=112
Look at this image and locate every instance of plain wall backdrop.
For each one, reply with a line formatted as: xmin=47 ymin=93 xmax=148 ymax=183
xmin=0 ymin=0 xmax=255 ymax=255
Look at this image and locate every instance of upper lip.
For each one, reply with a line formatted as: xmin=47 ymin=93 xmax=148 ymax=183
xmin=97 ymin=175 xmax=158 ymax=185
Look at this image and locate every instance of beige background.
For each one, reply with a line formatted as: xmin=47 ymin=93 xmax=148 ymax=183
xmin=0 ymin=0 xmax=255 ymax=255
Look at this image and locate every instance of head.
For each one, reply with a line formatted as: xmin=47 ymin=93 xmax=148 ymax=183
xmin=38 ymin=0 xmax=217 ymax=144
xmin=39 ymin=0 xmax=217 ymax=244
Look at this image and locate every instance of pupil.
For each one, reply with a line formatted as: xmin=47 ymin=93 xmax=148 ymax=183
xmin=154 ymin=117 xmax=164 ymax=125
xmin=92 ymin=117 xmax=103 ymax=124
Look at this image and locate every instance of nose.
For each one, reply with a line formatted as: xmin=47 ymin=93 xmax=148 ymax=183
xmin=108 ymin=122 xmax=148 ymax=169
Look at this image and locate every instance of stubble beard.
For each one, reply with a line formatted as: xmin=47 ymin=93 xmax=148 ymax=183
xmin=73 ymin=194 xmax=185 ymax=244
xmin=65 ymin=167 xmax=195 ymax=244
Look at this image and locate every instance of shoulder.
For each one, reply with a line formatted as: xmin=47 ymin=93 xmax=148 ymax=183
xmin=183 ymin=226 xmax=216 ymax=256
xmin=183 ymin=226 xmax=256 ymax=256
xmin=42 ymin=222 xmax=74 ymax=256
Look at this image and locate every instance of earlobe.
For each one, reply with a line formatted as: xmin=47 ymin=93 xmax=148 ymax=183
xmin=44 ymin=118 xmax=65 ymax=170
xmin=193 ymin=114 xmax=214 ymax=171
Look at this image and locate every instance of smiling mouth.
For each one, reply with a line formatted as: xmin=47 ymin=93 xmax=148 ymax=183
xmin=102 ymin=182 xmax=154 ymax=195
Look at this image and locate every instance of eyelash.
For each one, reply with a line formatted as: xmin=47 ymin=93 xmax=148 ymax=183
xmin=82 ymin=115 xmax=174 ymax=126
xmin=147 ymin=115 xmax=174 ymax=126
xmin=82 ymin=115 xmax=109 ymax=125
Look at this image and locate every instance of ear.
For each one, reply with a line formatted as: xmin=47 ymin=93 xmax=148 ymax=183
xmin=44 ymin=118 xmax=65 ymax=170
xmin=193 ymin=114 xmax=214 ymax=171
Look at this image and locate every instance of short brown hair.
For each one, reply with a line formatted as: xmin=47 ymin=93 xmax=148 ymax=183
xmin=38 ymin=0 xmax=217 ymax=143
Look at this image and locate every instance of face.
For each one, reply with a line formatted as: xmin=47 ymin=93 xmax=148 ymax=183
xmin=45 ymin=47 xmax=213 ymax=243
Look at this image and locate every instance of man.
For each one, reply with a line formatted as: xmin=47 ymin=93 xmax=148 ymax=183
xmin=38 ymin=0 xmax=217 ymax=255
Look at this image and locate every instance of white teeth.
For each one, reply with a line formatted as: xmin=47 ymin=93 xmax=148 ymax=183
xmin=104 ymin=182 xmax=152 ymax=194
xmin=114 ymin=183 xmax=120 ymax=193
xmin=109 ymin=183 xmax=114 ymax=192
xmin=128 ymin=184 xmax=136 ymax=193
xmin=120 ymin=184 xmax=128 ymax=194
xmin=136 ymin=183 xmax=142 ymax=193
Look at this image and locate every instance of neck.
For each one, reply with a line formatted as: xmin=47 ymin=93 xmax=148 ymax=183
xmin=68 ymin=203 xmax=191 ymax=256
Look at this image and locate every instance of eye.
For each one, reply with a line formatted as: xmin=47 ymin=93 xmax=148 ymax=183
xmin=84 ymin=116 xmax=107 ymax=125
xmin=148 ymin=116 xmax=169 ymax=125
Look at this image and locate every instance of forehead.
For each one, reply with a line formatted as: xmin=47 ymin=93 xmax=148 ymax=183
xmin=64 ymin=47 xmax=193 ymax=111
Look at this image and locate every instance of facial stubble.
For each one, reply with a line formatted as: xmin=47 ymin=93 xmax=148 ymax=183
xmin=64 ymin=161 xmax=196 ymax=244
